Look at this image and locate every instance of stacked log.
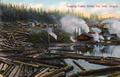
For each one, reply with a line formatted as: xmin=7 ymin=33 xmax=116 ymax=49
xmin=0 ymin=25 xmax=119 ymax=77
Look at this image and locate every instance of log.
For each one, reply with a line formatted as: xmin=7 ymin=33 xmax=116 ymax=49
xmin=0 ymin=49 xmax=23 ymax=53
xmin=52 ymin=72 xmax=65 ymax=77
xmin=0 ymin=74 xmax=3 ymax=77
xmin=70 ymin=65 xmax=120 ymax=76
xmin=73 ymin=60 xmax=86 ymax=71
xmin=9 ymin=52 xmax=120 ymax=66
xmin=13 ymin=64 xmax=23 ymax=77
xmin=87 ymin=59 xmax=120 ymax=66
xmin=108 ymin=71 xmax=120 ymax=77
xmin=39 ymin=66 xmax=73 ymax=77
xmin=6 ymin=51 xmax=120 ymax=67
xmin=2 ymin=65 xmax=14 ymax=77
xmin=39 ymin=69 xmax=56 ymax=77
xmin=49 ymin=53 xmax=120 ymax=66
xmin=13 ymin=60 xmax=58 ymax=68
xmin=0 ymin=58 xmax=13 ymax=65
xmin=10 ymin=57 xmax=65 ymax=67
xmin=34 ymin=68 xmax=50 ymax=77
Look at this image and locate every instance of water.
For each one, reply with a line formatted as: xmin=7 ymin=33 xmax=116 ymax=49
xmin=77 ymin=45 xmax=120 ymax=58
xmin=49 ymin=44 xmax=120 ymax=76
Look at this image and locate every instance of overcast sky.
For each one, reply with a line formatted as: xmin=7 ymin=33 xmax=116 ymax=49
xmin=1 ymin=0 xmax=120 ymax=14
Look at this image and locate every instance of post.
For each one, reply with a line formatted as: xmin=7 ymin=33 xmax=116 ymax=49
xmin=47 ymin=25 xmax=50 ymax=53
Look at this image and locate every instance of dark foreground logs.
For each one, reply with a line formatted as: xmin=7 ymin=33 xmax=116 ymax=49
xmin=0 ymin=51 xmax=120 ymax=77
xmin=42 ymin=53 xmax=120 ymax=66
xmin=70 ymin=65 xmax=120 ymax=77
xmin=35 ymin=66 xmax=73 ymax=77
xmin=5 ymin=52 xmax=120 ymax=66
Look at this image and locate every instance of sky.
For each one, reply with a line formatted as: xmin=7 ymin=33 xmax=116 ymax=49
xmin=1 ymin=0 xmax=120 ymax=17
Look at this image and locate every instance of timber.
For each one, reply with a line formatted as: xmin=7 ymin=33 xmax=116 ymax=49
xmin=78 ymin=65 xmax=120 ymax=76
xmin=0 ymin=26 xmax=120 ymax=77
xmin=37 ymin=66 xmax=72 ymax=77
xmin=73 ymin=60 xmax=86 ymax=71
xmin=69 ymin=65 xmax=120 ymax=77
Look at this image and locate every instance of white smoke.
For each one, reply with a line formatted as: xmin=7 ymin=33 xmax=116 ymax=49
xmin=101 ymin=19 xmax=120 ymax=38
xmin=91 ymin=27 xmax=101 ymax=33
xmin=46 ymin=28 xmax=57 ymax=40
xmin=90 ymin=27 xmax=104 ymax=42
xmin=60 ymin=16 xmax=89 ymax=35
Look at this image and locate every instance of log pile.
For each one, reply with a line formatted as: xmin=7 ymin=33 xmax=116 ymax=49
xmin=0 ymin=29 xmax=31 ymax=51
xmin=0 ymin=26 xmax=119 ymax=77
xmin=0 ymin=51 xmax=119 ymax=77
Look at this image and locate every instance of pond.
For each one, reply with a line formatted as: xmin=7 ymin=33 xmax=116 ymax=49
xmin=49 ymin=44 xmax=120 ymax=77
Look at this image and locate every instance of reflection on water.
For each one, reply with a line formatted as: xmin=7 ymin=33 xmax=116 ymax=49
xmin=50 ymin=44 xmax=120 ymax=77
xmin=65 ymin=59 xmax=107 ymax=77
xmin=50 ymin=44 xmax=120 ymax=58
xmin=84 ymin=45 xmax=120 ymax=58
